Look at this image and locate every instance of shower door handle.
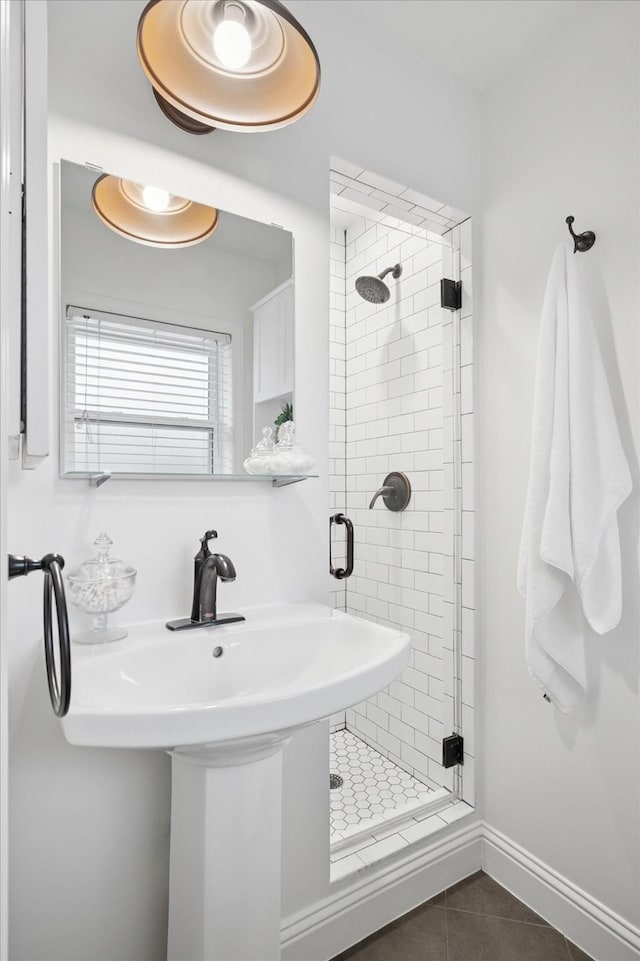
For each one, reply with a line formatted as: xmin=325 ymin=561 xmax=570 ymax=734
xmin=329 ymin=513 xmax=354 ymax=580
xmin=8 ymin=552 xmax=72 ymax=717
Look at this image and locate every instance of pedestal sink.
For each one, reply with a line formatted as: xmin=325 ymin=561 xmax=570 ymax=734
xmin=61 ymin=603 xmax=410 ymax=961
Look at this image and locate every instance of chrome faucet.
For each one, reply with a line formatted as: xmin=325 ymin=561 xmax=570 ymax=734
xmin=166 ymin=531 xmax=245 ymax=632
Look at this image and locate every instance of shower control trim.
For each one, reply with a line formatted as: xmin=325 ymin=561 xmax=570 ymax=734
xmin=369 ymin=472 xmax=411 ymax=512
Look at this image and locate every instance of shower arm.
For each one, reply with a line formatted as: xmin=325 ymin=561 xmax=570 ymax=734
xmin=378 ymin=264 xmax=402 ymax=281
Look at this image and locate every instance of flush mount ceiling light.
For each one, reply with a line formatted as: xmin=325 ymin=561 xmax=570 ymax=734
xmin=136 ymin=0 xmax=321 ymax=135
xmin=91 ymin=175 xmax=219 ymax=248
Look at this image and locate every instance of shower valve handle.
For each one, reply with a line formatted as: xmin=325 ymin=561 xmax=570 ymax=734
xmin=369 ymin=473 xmax=412 ymax=512
xmin=369 ymin=486 xmax=394 ymax=509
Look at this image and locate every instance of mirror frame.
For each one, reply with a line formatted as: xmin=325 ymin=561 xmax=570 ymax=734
xmin=50 ymin=133 xmax=308 ymax=483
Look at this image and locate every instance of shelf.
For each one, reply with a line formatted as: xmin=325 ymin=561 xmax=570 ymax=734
xmin=271 ymin=475 xmax=316 ymax=488
xmin=63 ymin=472 xmax=318 ymax=487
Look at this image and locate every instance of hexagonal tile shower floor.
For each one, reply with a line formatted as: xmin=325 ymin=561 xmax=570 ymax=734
xmin=330 ymin=729 xmax=435 ymax=841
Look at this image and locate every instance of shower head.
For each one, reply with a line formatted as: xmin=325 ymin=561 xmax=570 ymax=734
xmin=355 ymin=263 xmax=403 ymax=304
xmin=355 ymin=275 xmax=390 ymax=304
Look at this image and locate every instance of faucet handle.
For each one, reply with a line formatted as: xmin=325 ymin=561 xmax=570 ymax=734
xmin=200 ymin=530 xmax=218 ymax=550
xmin=368 ymin=472 xmax=412 ymax=512
xmin=369 ymin=486 xmax=394 ymax=510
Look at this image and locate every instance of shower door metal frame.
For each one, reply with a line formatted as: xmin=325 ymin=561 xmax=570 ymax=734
xmin=449 ymin=241 xmax=465 ymax=802
xmin=439 ymin=220 xmax=474 ymax=808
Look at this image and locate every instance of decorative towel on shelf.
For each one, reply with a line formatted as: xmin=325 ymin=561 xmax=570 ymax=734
xmin=518 ymin=243 xmax=632 ymax=712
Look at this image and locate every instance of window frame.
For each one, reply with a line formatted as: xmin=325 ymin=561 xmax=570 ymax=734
xmin=61 ymin=302 xmax=235 ymax=479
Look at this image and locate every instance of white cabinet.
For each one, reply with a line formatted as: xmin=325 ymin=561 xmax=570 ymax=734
xmin=251 ymin=280 xmax=293 ymax=404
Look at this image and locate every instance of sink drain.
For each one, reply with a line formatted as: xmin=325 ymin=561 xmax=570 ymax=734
xmin=329 ymin=773 xmax=343 ymax=790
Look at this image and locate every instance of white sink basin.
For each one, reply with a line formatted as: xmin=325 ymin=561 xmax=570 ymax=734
xmin=61 ymin=603 xmax=410 ymax=961
xmin=62 ymin=603 xmax=410 ymax=751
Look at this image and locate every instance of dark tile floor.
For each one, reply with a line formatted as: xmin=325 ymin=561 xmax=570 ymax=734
xmin=332 ymin=871 xmax=595 ymax=961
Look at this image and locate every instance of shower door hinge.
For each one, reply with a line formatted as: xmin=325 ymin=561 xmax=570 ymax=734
xmin=440 ymin=278 xmax=462 ymax=311
xmin=442 ymin=733 xmax=464 ymax=768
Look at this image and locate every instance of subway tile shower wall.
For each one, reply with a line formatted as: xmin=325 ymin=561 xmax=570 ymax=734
xmin=343 ymin=215 xmax=446 ymax=789
xmin=328 ymin=196 xmax=474 ymax=801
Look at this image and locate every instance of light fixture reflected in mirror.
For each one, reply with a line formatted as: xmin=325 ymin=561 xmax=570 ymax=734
xmin=136 ymin=0 xmax=321 ymax=135
xmin=91 ymin=175 xmax=219 ymax=248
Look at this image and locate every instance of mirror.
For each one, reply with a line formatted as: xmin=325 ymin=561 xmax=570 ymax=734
xmin=58 ymin=160 xmax=294 ymax=478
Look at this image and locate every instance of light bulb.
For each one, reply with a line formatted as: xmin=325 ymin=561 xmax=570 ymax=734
xmin=142 ymin=185 xmax=171 ymax=212
xmin=213 ymin=18 xmax=252 ymax=69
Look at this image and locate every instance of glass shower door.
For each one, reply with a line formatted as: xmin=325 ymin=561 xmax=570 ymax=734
xmin=328 ymin=171 xmax=474 ymax=847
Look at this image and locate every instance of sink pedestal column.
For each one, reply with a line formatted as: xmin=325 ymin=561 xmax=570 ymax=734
xmin=167 ymin=738 xmax=288 ymax=961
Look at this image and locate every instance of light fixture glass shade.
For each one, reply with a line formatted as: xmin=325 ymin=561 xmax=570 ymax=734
xmin=91 ymin=176 xmax=219 ymax=248
xmin=136 ymin=0 xmax=321 ymax=134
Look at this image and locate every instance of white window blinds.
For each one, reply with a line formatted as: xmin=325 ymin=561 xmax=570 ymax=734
xmin=63 ymin=307 xmax=233 ymax=476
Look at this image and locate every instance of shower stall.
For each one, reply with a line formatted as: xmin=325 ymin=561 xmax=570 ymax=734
xmin=328 ymin=160 xmax=475 ymax=874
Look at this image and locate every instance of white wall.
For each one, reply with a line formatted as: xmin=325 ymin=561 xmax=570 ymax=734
xmin=480 ymin=0 xmax=640 ymax=929
xmin=8 ymin=2 xmax=481 ymax=959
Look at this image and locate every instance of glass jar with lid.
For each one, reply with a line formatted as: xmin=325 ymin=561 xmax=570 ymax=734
xmin=67 ymin=532 xmax=137 ymax=643
xmin=243 ymin=426 xmax=276 ymax=475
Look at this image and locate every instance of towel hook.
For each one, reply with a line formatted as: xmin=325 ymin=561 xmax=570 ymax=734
xmin=566 ymin=216 xmax=596 ymax=254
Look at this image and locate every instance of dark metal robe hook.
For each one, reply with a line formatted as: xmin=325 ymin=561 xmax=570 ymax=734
xmin=566 ymin=216 xmax=596 ymax=253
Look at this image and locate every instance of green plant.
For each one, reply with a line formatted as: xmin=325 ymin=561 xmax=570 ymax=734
xmin=274 ymin=402 xmax=293 ymax=439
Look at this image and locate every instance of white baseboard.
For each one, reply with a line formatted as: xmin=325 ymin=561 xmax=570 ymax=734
xmin=482 ymin=824 xmax=640 ymax=961
xmin=282 ymin=818 xmax=640 ymax=961
xmin=281 ymin=817 xmax=482 ymax=961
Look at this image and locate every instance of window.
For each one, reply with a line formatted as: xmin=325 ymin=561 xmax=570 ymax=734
xmin=63 ymin=307 xmax=233 ymax=476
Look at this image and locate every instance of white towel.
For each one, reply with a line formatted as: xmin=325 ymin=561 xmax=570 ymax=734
xmin=518 ymin=243 xmax=632 ymax=712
